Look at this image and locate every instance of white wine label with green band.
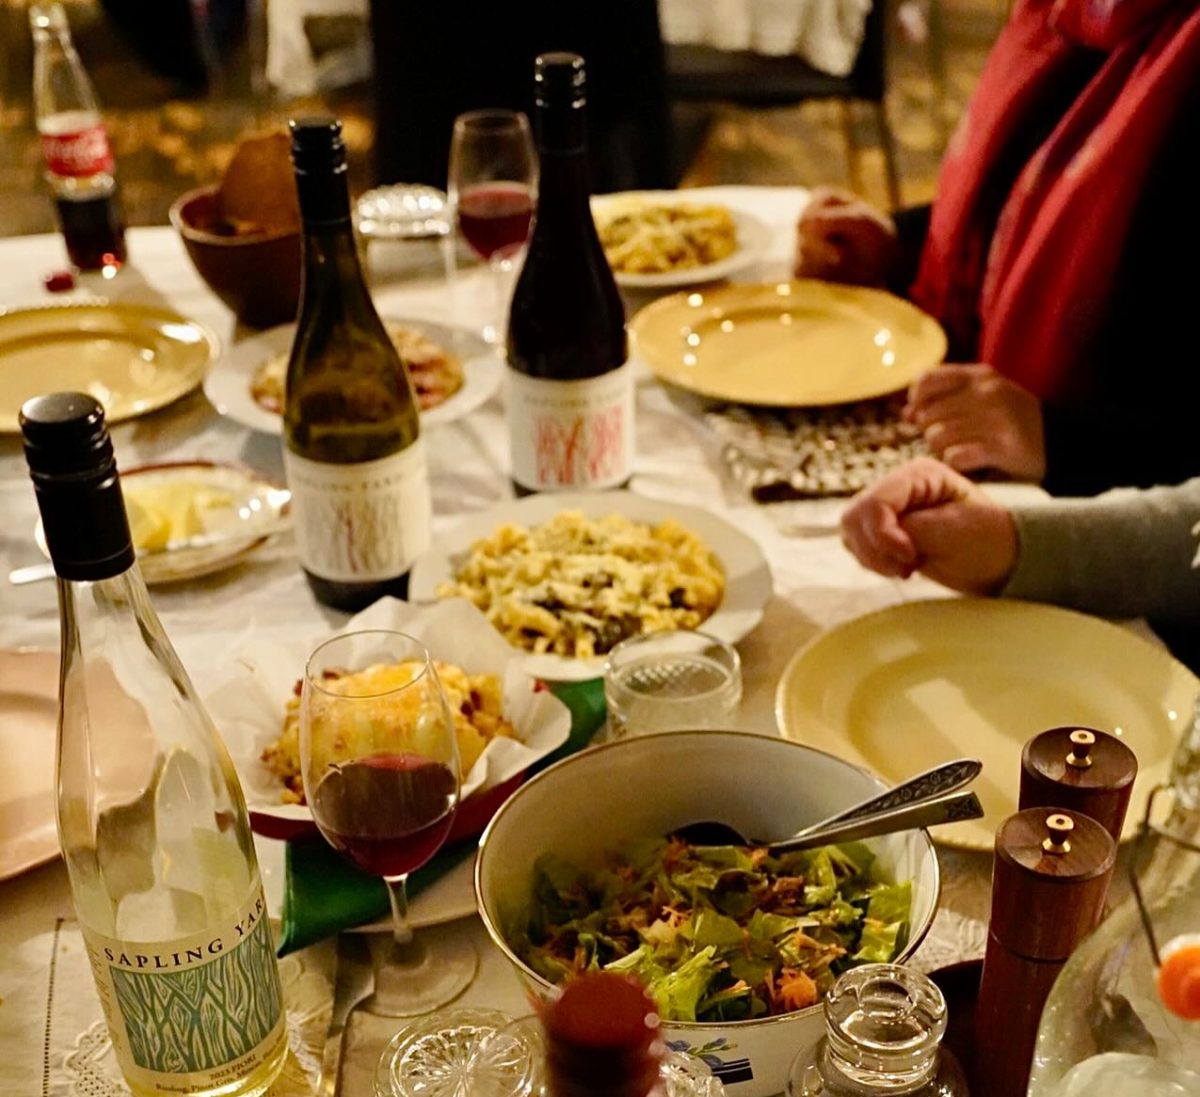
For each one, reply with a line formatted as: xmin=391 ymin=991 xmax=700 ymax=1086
xmin=508 ymin=362 xmax=634 ymax=490
xmin=81 ymin=887 xmax=286 ymax=1095
xmin=284 ymin=442 xmax=432 ymax=582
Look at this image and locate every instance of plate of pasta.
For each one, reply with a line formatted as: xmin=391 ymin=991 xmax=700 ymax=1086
xmin=591 ymin=192 xmax=771 ymax=289
xmin=410 ymin=491 xmax=773 ymax=681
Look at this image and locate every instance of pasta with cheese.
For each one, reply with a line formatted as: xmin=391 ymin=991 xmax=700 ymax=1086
xmin=596 ymin=201 xmax=738 ymax=275
xmin=436 ymin=511 xmax=726 ymax=658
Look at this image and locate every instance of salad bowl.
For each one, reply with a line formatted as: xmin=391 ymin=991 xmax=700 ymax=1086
xmin=475 ymin=730 xmax=940 ymax=1097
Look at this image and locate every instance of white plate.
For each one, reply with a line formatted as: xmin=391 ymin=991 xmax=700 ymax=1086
xmin=0 ymin=649 xmax=59 ymax=882
xmin=591 ymin=191 xmax=771 ymax=290
xmin=203 ymin=317 xmax=503 ymax=435
xmin=775 ymin=599 xmax=1198 ymax=850
xmin=409 ymin=491 xmax=774 ymax=681
xmin=35 ymin=460 xmax=287 ymax=585
xmin=254 ymin=832 xmax=478 ymax=932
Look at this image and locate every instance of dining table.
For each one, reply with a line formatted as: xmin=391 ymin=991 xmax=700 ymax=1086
xmin=0 ymin=184 xmax=1065 ymax=1096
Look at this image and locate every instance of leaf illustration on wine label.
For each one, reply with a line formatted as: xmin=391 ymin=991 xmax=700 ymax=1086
xmin=109 ymin=914 xmax=282 ymax=1073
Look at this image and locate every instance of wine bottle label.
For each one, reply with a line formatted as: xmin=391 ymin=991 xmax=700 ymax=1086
xmin=40 ymin=124 xmax=115 ymax=178
xmin=284 ymin=442 xmax=432 ymax=582
xmin=508 ymin=363 xmax=634 ymax=490
xmin=80 ymin=887 xmax=286 ymax=1095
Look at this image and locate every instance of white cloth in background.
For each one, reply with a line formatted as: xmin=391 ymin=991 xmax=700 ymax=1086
xmin=659 ymin=0 xmax=872 ymax=77
xmin=265 ymin=0 xmax=370 ymax=98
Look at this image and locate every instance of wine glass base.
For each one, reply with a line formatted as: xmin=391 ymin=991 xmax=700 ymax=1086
xmin=365 ymin=933 xmax=479 ymax=1017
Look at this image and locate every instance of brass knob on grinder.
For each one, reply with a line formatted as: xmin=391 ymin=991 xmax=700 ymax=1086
xmin=1020 ymin=725 xmax=1137 ymax=842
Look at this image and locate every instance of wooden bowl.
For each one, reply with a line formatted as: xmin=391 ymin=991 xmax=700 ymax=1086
xmin=170 ymin=184 xmax=301 ymax=328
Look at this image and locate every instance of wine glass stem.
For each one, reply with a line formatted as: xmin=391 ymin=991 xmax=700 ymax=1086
xmin=385 ymin=875 xmax=414 ymax=946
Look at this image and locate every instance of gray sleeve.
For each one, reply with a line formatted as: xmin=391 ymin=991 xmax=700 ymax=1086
xmin=1001 ymin=479 xmax=1200 ymax=622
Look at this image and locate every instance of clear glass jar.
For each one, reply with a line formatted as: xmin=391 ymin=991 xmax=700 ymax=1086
xmin=1026 ymin=703 xmax=1200 ymax=1096
xmin=786 ymin=965 xmax=969 ymax=1096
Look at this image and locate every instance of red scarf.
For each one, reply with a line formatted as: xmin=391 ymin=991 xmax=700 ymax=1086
xmin=910 ymin=0 xmax=1200 ymax=399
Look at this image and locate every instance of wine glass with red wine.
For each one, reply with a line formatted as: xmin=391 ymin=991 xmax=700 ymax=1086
xmin=301 ymin=630 xmax=477 ymax=1016
xmin=448 ymin=109 xmax=537 ymax=344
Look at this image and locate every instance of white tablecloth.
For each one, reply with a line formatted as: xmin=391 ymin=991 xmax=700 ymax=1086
xmin=0 ymin=186 xmax=995 ymax=1096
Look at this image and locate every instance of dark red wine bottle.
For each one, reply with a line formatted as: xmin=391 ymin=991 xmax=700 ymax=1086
xmin=540 ymin=971 xmax=666 ymax=1097
xmin=283 ymin=117 xmax=432 ymax=612
xmin=506 ymin=52 xmax=630 ymax=496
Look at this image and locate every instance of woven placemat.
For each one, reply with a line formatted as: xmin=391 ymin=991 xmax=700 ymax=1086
xmin=706 ymin=396 xmax=929 ymax=502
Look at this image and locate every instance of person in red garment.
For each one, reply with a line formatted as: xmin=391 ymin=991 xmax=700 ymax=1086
xmin=796 ymin=0 xmax=1200 ymax=496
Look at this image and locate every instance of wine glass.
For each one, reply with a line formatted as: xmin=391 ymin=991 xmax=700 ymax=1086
xmin=301 ymin=630 xmax=477 ymax=1016
xmin=447 ymin=109 xmax=537 ymax=344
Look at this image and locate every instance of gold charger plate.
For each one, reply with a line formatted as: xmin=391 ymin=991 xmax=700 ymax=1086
xmin=630 ymin=280 xmax=947 ymax=406
xmin=774 ymin=599 xmax=1197 ymax=850
xmin=0 ymin=300 xmax=219 ymax=433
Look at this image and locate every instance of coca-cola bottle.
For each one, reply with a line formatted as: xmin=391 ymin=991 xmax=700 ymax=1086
xmin=30 ymin=3 xmax=127 ymax=273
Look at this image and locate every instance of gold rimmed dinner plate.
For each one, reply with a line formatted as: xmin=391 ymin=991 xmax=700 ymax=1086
xmin=630 ymin=280 xmax=947 ymax=406
xmin=775 ymin=599 xmax=1196 ymax=850
xmin=0 ymin=300 xmax=219 ymax=433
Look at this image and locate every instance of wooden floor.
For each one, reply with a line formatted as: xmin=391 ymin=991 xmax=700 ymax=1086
xmin=0 ymin=0 xmax=1004 ymax=238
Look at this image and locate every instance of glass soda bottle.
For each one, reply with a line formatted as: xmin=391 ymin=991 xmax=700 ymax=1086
xmin=20 ymin=392 xmax=287 ymax=1097
xmin=1026 ymin=704 xmax=1200 ymax=1096
xmin=30 ymin=2 xmax=127 ymax=272
xmin=787 ymin=965 xmax=969 ymax=1096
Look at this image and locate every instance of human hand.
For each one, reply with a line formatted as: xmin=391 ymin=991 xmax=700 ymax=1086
xmin=904 ymin=364 xmax=1046 ymax=481
xmin=840 ymin=456 xmax=1019 ymax=594
xmin=794 ymin=187 xmax=898 ymax=286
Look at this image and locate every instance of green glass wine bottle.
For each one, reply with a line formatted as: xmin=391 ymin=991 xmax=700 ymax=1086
xmin=283 ymin=116 xmax=432 ymax=611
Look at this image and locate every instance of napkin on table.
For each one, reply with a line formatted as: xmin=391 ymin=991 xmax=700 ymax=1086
xmin=706 ymin=395 xmax=929 ymax=502
xmin=277 ymin=677 xmax=607 ymax=955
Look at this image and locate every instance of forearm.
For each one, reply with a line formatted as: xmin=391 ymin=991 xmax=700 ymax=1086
xmin=1002 ymin=481 xmax=1200 ymax=622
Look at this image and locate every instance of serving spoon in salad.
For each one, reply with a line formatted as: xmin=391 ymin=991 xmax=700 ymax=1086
xmin=672 ymin=757 xmax=984 ymax=851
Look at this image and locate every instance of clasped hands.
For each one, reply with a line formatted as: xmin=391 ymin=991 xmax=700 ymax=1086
xmin=795 ymin=187 xmax=1046 ymax=483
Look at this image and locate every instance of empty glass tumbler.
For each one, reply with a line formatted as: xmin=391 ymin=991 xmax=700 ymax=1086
xmin=604 ymin=630 xmax=741 ymax=738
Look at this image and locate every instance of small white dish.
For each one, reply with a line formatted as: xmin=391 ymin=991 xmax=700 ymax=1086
xmin=34 ymin=460 xmax=287 ymax=585
xmin=203 ymin=316 xmax=504 ymax=436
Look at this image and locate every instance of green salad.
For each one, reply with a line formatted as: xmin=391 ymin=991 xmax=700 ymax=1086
xmin=510 ymin=837 xmax=911 ymax=1024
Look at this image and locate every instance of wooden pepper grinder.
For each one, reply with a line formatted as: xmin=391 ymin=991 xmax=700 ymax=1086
xmin=974 ymin=808 xmax=1116 ymax=1097
xmin=1020 ymin=726 xmax=1138 ymax=841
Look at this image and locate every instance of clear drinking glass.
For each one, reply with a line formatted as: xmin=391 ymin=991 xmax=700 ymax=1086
xmin=447 ymin=109 xmax=537 ymax=344
xmin=604 ymin=630 xmax=742 ymax=738
xmin=301 ymin=630 xmax=477 ymax=1016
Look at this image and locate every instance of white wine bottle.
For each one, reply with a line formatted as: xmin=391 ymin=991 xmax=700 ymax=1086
xmin=506 ymin=52 xmax=631 ymax=496
xmin=284 ymin=116 xmax=432 ymax=611
xmin=20 ymin=392 xmax=287 ymax=1097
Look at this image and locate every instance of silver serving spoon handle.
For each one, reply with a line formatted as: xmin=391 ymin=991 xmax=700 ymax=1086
xmin=767 ymin=790 xmax=984 ymax=854
xmin=789 ymin=758 xmax=983 ymax=837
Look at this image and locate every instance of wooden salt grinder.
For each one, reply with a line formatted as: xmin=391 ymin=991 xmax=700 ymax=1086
xmin=1020 ymin=726 xmax=1137 ymax=841
xmin=974 ymin=809 xmax=1116 ymax=1097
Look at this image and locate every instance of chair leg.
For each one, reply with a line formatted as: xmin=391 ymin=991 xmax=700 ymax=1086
xmin=840 ymin=100 xmax=865 ymax=196
xmin=874 ymin=101 xmax=902 ymax=211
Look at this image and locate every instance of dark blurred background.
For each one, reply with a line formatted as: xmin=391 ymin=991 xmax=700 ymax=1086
xmin=0 ymin=0 xmax=1006 ymax=236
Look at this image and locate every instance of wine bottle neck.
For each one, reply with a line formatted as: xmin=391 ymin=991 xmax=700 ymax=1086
xmin=32 ymin=459 xmax=134 ymax=581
